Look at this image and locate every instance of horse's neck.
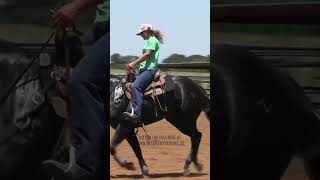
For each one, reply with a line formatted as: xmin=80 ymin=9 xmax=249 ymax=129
xmin=110 ymin=94 xmax=128 ymax=128
xmin=110 ymin=77 xmax=129 ymax=126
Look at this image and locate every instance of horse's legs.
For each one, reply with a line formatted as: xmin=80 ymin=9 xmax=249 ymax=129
xmin=126 ymin=135 xmax=149 ymax=177
xmin=110 ymin=124 xmax=124 ymax=155
xmin=167 ymin=112 xmax=203 ymax=176
xmin=110 ymin=124 xmax=136 ymax=170
xmin=185 ymin=131 xmax=203 ymax=172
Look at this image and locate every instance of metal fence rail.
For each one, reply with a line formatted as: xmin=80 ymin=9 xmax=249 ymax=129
xmin=244 ymin=45 xmax=320 ymax=108
xmin=212 ymin=2 xmax=320 ymax=24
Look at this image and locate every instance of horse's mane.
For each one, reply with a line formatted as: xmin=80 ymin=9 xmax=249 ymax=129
xmin=0 ymin=38 xmax=28 ymax=54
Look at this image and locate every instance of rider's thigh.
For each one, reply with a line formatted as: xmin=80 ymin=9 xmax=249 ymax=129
xmin=132 ymin=70 xmax=155 ymax=91
xmin=70 ymin=32 xmax=109 ymax=87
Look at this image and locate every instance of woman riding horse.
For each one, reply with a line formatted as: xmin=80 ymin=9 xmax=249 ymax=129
xmin=123 ymin=24 xmax=164 ymax=128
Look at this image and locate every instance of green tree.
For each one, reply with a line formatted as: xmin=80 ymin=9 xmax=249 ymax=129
xmin=162 ymin=54 xmax=186 ymax=63
xmin=110 ymin=53 xmax=138 ymax=68
xmin=187 ymin=55 xmax=209 ymax=62
xmin=163 ymin=54 xmax=209 ymax=63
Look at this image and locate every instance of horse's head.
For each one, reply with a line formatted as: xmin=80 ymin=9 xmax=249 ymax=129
xmin=0 ymin=40 xmax=42 ymax=128
xmin=0 ymin=39 xmax=63 ymax=179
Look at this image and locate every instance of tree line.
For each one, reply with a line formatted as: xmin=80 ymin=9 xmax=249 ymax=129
xmin=111 ymin=53 xmax=210 ymax=69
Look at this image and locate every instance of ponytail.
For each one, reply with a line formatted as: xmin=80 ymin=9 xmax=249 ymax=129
xmin=152 ymin=30 xmax=164 ymax=44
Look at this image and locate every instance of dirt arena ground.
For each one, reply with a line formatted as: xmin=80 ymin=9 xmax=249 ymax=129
xmin=110 ymin=111 xmax=311 ymax=180
xmin=110 ymin=112 xmax=210 ymax=180
xmin=282 ymin=158 xmax=308 ymax=180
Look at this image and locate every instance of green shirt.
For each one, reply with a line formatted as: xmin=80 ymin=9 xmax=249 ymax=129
xmin=94 ymin=1 xmax=109 ymax=38
xmin=139 ymin=36 xmax=160 ymax=70
xmin=95 ymin=1 xmax=109 ymax=24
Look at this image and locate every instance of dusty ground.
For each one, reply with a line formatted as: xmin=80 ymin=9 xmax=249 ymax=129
xmin=110 ymin=112 xmax=210 ymax=180
xmin=110 ymin=111 xmax=310 ymax=180
xmin=282 ymin=158 xmax=308 ymax=180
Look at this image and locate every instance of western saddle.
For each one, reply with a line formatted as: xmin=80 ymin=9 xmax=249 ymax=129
xmin=124 ymin=69 xmax=166 ymax=99
xmin=124 ymin=69 xmax=170 ymax=116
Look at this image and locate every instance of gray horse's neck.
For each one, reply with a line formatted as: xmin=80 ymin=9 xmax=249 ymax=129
xmin=110 ymin=76 xmax=129 ymax=128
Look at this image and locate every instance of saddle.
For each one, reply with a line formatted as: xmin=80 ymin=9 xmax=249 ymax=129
xmin=124 ymin=70 xmax=173 ymax=99
xmin=123 ymin=70 xmax=175 ymax=116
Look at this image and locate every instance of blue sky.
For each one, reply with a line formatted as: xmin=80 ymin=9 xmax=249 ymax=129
xmin=110 ymin=0 xmax=210 ymax=62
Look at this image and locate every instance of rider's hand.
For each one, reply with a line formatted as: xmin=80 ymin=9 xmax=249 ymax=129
xmin=50 ymin=2 xmax=79 ymax=27
xmin=127 ymin=62 xmax=135 ymax=70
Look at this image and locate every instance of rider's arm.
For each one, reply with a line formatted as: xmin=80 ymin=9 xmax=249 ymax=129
xmin=52 ymin=0 xmax=103 ymax=26
xmin=71 ymin=0 xmax=102 ymax=12
xmin=131 ymin=50 xmax=153 ymax=65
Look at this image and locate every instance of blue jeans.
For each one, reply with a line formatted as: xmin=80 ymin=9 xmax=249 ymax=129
xmin=81 ymin=23 xmax=109 ymax=46
xmin=67 ymin=32 xmax=108 ymax=177
xmin=132 ymin=69 xmax=156 ymax=118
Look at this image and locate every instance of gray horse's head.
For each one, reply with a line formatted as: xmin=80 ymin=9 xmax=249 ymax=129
xmin=0 ymin=39 xmax=62 ymax=179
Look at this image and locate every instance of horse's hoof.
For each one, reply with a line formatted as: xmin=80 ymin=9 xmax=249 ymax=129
xmin=183 ymin=168 xmax=191 ymax=176
xmin=195 ymin=163 xmax=203 ymax=172
xmin=142 ymin=174 xmax=149 ymax=178
xmin=142 ymin=165 xmax=149 ymax=178
xmin=123 ymin=161 xmax=136 ymax=171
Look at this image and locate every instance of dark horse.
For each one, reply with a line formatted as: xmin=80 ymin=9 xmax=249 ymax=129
xmin=213 ymin=44 xmax=320 ymax=180
xmin=110 ymin=74 xmax=210 ymax=177
xmin=0 ymin=26 xmax=83 ymax=179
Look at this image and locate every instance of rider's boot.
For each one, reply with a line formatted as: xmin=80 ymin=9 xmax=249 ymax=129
xmin=123 ymin=112 xmax=143 ymax=128
xmin=42 ymin=146 xmax=93 ymax=180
